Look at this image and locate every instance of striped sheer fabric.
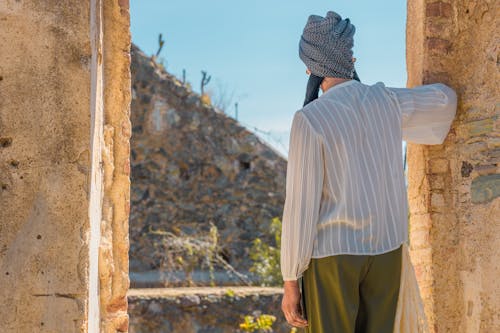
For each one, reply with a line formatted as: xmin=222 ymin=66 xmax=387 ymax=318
xmin=281 ymin=80 xmax=457 ymax=281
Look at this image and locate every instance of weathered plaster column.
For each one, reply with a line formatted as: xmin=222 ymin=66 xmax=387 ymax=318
xmin=99 ymin=0 xmax=132 ymax=332
xmin=406 ymin=1 xmax=499 ymax=332
xmin=0 ymin=0 xmax=131 ymax=332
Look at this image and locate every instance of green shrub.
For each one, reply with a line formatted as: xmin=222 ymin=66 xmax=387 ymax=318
xmin=249 ymin=217 xmax=282 ymax=286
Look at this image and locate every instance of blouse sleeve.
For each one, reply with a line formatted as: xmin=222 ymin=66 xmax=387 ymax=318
xmin=280 ymin=111 xmax=324 ymax=281
xmin=386 ymin=83 xmax=457 ymax=144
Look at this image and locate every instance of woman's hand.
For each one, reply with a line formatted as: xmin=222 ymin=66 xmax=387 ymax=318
xmin=281 ymin=280 xmax=308 ymax=328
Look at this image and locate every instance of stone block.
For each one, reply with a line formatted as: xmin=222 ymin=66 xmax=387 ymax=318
xmin=426 ymin=37 xmax=452 ymax=54
xmin=409 ymin=193 xmax=430 ymax=215
xmin=426 ymin=21 xmax=451 ymax=38
xmin=462 ymin=142 xmax=488 ymax=156
xmin=428 ymin=158 xmax=449 ymax=174
xmin=488 ymin=148 xmax=500 ymax=161
xmin=473 ymin=164 xmax=498 ymax=176
xmin=471 ymin=174 xmax=500 ymax=203
xmin=411 ymin=229 xmax=430 ymax=249
xmin=409 ymin=213 xmax=433 ymax=232
xmin=430 ymin=174 xmax=446 ymax=189
xmin=409 ymin=247 xmax=433 ymax=264
xmin=465 ymin=118 xmax=495 ymax=137
xmin=426 ymin=2 xmax=453 ymax=18
xmin=430 ymin=192 xmax=446 ymax=210
xmin=487 ymin=137 xmax=500 ymax=149
xmin=422 ymin=70 xmax=451 ymax=85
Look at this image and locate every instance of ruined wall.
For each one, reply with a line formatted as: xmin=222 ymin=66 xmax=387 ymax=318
xmin=0 ymin=1 xmax=96 ymax=331
xmin=129 ymin=45 xmax=286 ymax=286
xmin=128 ymin=287 xmax=287 ymax=333
xmin=406 ymin=1 xmax=500 ymax=332
xmin=0 ymin=1 xmax=131 ymax=332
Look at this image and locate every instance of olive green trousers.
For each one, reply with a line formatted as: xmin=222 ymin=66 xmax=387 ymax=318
xmin=299 ymin=245 xmax=402 ymax=333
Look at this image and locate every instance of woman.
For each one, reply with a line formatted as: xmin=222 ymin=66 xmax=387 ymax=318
xmin=280 ymin=11 xmax=457 ymax=333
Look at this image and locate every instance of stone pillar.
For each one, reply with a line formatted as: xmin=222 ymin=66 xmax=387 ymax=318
xmin=406 ymin=1 xmax=499 ymax=332
xmin=0 ymin=0 xmax=131 ymax=332
xmin=99 ymin=0 xmax=132 ymax=332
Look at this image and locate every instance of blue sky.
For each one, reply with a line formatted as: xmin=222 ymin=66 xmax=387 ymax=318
xmin=130 ymin=1 xmax=407 ymax=156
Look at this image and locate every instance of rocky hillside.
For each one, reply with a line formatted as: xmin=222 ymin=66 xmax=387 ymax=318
xmin=129 ymin=44 xmax=287 ymax=286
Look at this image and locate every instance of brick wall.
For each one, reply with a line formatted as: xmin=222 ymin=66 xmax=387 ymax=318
xmin=406 ymin=1 xmax=499 ymax=332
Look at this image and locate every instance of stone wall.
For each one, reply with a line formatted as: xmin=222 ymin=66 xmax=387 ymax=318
xmin=0 ymin=1 xmax=131 ymax=332
xmin=129 ymin=45 xmax=287 ymax=286
xmin=406 ymin=1 xmax=499 ymax=332
xmin=0 ymin=1 xmax=96 ymax=331
xmin=128 ymin=287 xmax=288 ymax=333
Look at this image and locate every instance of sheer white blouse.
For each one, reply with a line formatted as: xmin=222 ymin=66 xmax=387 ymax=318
xmin=280 ymin=80 xmax=457 ymax=281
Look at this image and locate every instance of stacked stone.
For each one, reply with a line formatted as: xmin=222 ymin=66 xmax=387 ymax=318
xmin=406 ymin=1 xmax=499 ymax=332
xmin=128 ymin=287 xmax=289 ymax=333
